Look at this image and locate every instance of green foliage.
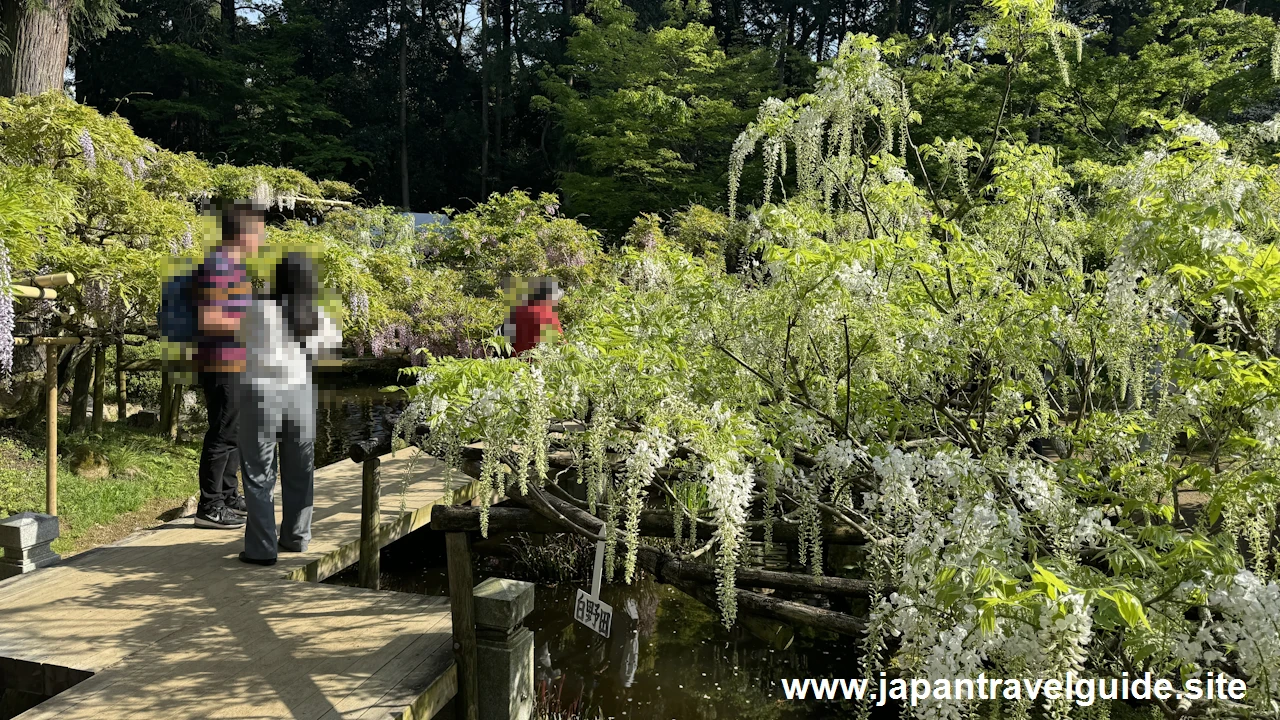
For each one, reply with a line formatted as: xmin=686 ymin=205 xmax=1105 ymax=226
xmin=397 ymin=3 xmax=1280 ymax=711
xmin=0 ymin=92 xmax=350 ymax=338
xmin=538 ymin=0 xmax=774 ymax=234
xmin=0 ymin=426 xmax=199 ymax=555
xmin=421 ymin=190 xmax=603 ymax=296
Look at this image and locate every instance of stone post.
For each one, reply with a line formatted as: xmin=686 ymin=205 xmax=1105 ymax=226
xmin=0 ymin=512 xmax=60 ymax=580
xmin=472 ymin=577 xmax=535 ymax=720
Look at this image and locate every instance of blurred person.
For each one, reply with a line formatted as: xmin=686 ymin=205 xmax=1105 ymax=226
xmin=502 ymin=276 xmax=563 ymax=355
xmin=236 ymin=252 xmax=341 ymax=565
xmin=193 ymin=200 xmax=264 ymax=530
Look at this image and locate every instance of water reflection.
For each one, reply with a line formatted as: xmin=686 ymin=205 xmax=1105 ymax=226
xmin=525 ymin=576 xmax=881 ymax=720
xmin=325 ymin=530 xmax=885 ymax=719
xmin=314 ymin=382 xmax=406 ymax=468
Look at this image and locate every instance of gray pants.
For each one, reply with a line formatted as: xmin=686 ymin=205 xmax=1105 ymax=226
xmin=238 ymin=381 xmax=316 ymax=560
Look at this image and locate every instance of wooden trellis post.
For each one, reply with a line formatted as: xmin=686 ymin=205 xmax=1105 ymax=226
xmin=159 ymin=372 xmax=172 ymax=430
xmin=45 ymin=344 xmax=58 ymax=516
xmin=115 ymin=339 xmax=127 ymax=422
xmin=92 ymin=342 xmax=106 ymax=433
xmin=29 ymin=336 xmax=81 ymax=516
xmin=167 ymin=382 xmax=182 ymax=441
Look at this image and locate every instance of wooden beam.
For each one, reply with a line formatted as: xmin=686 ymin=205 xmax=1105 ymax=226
xmin=31 ymin=337 xmax=82 ymax=346
xmin=453 ymin=444 xmax=866 ymax=544
xmin=10 ymin=285 xmax=57 ymax=300
xmin=15 ymin=336 xmax=145 ymax=347
xmin=359 ymin=456 xmax=381 ymax=590
xmin=634 ymin=547 xmax=867 ymax=637
xmin=430 ymin=505 xmax=881 ymax=597
xmin=445 ymin=532 xmax=479 ymax=720
xmin=19 ymin=272 xmax=75 ymax=289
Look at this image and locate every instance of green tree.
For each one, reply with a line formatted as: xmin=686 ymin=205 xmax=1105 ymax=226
xmin=539 ymin=0 xmax=773 ymax=234
xmin=1 ymin=0 xmax=125 ymax=96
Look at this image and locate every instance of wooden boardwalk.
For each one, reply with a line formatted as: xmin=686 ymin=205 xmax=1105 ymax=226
xmin=0 ymin=449 xmax=474 ymax=720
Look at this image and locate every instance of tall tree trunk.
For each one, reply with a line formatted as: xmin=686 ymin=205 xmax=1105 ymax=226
xmin=495 ymin=0 xmax=510 ymax=187
xmin=777 ymin=1 xmax=796 ymax=89
xmin=479 ymin=0 xmax=489 ymax=197
xmin=221 ymin=0 xmax=236 ymax=43
xmin=400 ymin=1 xmax=411 ymax=210
xmin=68 ymin=349 xmax=92 ymax=433
xmin=0 ymin=0 xmax=72 ymax=97
xmin=454 ymin=0 xmax=466 ymax=55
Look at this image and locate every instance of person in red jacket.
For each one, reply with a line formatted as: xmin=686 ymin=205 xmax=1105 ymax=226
xmin=503 ymin=277 xmax=563 ymax=355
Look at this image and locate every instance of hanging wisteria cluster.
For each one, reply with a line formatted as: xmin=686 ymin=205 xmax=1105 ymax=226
xmin=392 ymin=15 xmax=1280 ymax=717
xmin=0 ymin=239 xmax=14 ymax=378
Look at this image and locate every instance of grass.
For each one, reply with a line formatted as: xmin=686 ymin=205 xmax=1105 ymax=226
xmin=0 ymin=421 xmax=200 ymax=555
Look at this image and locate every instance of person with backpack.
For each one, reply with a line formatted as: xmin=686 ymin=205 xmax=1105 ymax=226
xmin=192 ymin=200 xmax=263 ymax=529
xmin=236 ymin=252 xmax=341 ymax=565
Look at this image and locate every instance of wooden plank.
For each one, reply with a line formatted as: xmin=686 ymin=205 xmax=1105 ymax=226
xmin=1 ymin=449 xmax=469 ymax=720
xmin=309 ymin=612 xmax=453 ymax=719
xmin=392 ymin=662 xmax=457 ymax=720
xmin=351 ymin=630 xmax=457 ymax=720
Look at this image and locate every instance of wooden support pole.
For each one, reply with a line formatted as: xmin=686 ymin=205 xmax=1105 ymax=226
xmin=359 ymin=456 xmax=382 ymax=590
xmin=168 ymin=383 xmax=183 ymax=442
xmin=445 ymin=532 xmax=479 ymax=720
xmin=92 ymin=343 xmax=106 ymax=433
xmin=69 ymin=350 xmax=92 ymax=433
xmin=115 ymin=340 xmax=127 ymax=422
xmin=45 ymin=344 xmax=58 ymax=516
xmin=159 ymin=372 xmax=172 ymax=430
xmin=430 ymin=505 xmax=881 ymax=597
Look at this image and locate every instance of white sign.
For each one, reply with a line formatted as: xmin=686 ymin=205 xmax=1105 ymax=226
xmin=574 ymin=588 xmax=613 ymax=638
xmin=572 ymin=540 xmax=612 ymax=637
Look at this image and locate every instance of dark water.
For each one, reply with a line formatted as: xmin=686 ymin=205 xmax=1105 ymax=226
xmin=325 ymin=527 xmax=881 ymax=720
xmin=313 ymin=381 xmax=407 ymax=468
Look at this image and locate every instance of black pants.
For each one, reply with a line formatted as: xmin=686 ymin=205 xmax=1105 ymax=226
xmin=198 ymin=372 xmax=241 ymax=512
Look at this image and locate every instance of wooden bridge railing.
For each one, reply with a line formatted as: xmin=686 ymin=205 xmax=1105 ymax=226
xmin=348 ymin=437 xmax=388 ymax=592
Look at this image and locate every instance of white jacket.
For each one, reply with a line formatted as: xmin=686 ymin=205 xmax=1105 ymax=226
xmin=241 ymin=298 xmax=341 ymax=386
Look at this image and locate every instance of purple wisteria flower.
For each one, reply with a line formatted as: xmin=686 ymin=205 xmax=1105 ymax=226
xmin=78 ymin=130 xmax=96 ymax=170
xmin=82 ymin=277 xmax=110 ymax=315
xmin=0 ymin=241 xmax=14 ymax=376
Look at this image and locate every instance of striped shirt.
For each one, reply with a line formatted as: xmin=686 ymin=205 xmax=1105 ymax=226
xmin=195 ymin=250 xmax=251 ymax=373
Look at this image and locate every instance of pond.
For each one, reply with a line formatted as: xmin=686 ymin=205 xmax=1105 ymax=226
xmin=324 ymin=516 xmax=891 ymax=720
xmin=317 ymin=382 xmax=887 ymax=719
xmin=313 ymin=379 xmax=407 ymax=468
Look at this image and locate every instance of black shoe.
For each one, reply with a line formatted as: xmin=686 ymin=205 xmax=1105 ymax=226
xmin=225 ymin=495 xmax=248 ymax=516
xmin=239 ymin=551 xmax=276 ymax=566
xmin=194 ymin=505 xmax=247 ymax=529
